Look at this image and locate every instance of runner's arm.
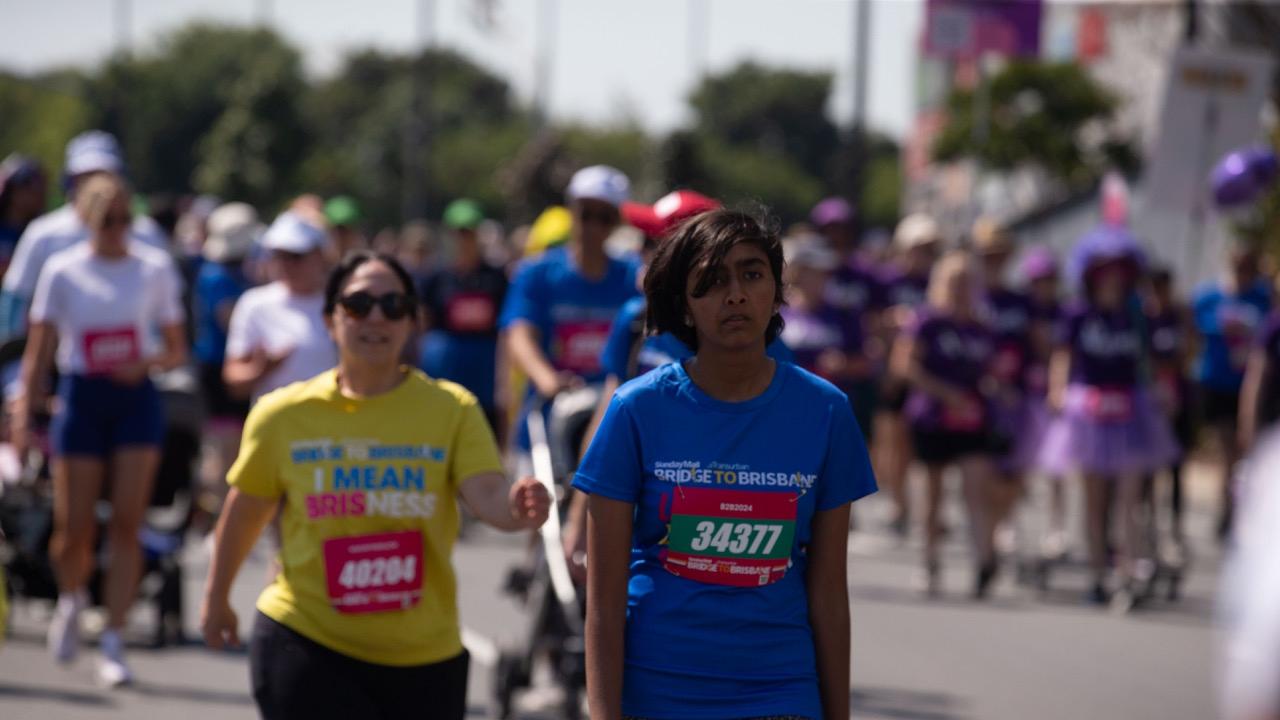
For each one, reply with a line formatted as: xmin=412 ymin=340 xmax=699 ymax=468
xmin=585 ymin=494 xmax=632 ymax=720
xmin=201 ymin=488 xmax=278 ymax=649
xmin=1047 ymin=347 xmax=1071 ymax=411
xmin=563 ymin=374 xmax=622 ymax=583
xmin=503 ymin=320 xmax=566 ymax=398
xmin=893 ymin=333 xmax=965 ymax=406
xmin=808 ymin=503 xmax=852 ymax=720
xmin=1238 ymin=347 xmax=1268 ymax=451
xmin=458 ymin=472 xmax=550 ymax=531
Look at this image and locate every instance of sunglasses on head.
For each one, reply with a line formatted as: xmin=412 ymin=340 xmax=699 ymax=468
xmin=338 ymin=291 xmax=415 ymax=320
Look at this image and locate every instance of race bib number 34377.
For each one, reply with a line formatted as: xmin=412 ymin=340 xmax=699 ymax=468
xmin=663 ymin=487 xmax=797 ymax=587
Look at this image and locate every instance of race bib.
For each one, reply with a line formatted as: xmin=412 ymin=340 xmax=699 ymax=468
xmin=553 ymin=320 xmax=611 ymax=375
xmin=1155 ymin=366 xmax=1182 ymax=410
xmin=81 ymin=327 xmax=140 ymax=374
xmin=940 ymin=395 xmax=985 ymax=432
xmin=446 ymin=293 xmax=496 ymax=333
xmin=1083 ymin=387 xmax=1134 ymax=423
xmin=663 ymin=487 xmax=797 ymax=587
xmin=322 ymin=530 xmax=424 ymax=615
xmin=992 ymin=343 xmax=1024 ymax=383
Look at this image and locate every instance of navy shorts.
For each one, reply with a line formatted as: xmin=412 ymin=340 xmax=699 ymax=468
xmin=51 ymin=374 xmax=165 ymax=458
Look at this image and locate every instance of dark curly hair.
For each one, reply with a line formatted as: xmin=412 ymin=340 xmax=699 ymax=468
xmin=643 ymin=208 xmax=785 ymax=352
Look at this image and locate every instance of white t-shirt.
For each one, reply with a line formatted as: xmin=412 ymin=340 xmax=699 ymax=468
xmin=29 ymin=242 xmax=185 ymax=375
xmin=224 ymin=281 xmax=336 ymax=401
xmin=1220 ymin=429 xmax=1280 ymax=720
xmin=4 ymin=204 xmax=169 ymax=299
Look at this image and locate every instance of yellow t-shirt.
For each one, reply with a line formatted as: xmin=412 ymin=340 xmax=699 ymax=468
xmin=228 ymin=368 xmax=503 ymax=666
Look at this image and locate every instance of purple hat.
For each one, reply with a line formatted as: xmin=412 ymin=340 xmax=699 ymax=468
xmin=1069 ymin=225 xmax=1145 ymax=287
xmin=1019 ymin=246 xmax=1059 ymax=281
xmin=810 ymin=197 xmax=853 ymax=227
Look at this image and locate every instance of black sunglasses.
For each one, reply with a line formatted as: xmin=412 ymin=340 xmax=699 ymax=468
xmin=338 ymin=291 xmax=415 ymax=320
xmin=578 ymin=207 xmax=619 ymax=226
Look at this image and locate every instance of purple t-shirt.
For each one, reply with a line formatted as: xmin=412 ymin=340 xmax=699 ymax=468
xmin=986 ymin=288 xmax=1032 ymax=386
xmin=780 ymin=304 xmax=863 ymax=383
xmin=879 ymin=268 xmax=929 ymax=310
xmin=1025 ymin=298 xmax=1061 ymax=395
xmin=1060 ymin=304 xmax=1144 ymax=387
xmin=824 ymin=260 xmax=884 ymax=318
xmin=1258 ymin=313 xmax=1280 ymax=426
xmin=905 ymin=312 xmax=994 ymax=430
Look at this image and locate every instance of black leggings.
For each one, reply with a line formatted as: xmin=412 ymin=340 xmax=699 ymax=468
xmin=249 ymin=612 xmax=469 ymax=720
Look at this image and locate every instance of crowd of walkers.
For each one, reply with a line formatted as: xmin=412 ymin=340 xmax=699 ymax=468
xmin=1 ymin=129 xmax=1278 ymax=719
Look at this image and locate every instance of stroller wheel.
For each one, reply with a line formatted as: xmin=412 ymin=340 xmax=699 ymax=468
xmin=493 ymin=652 xmax=529 ymax=719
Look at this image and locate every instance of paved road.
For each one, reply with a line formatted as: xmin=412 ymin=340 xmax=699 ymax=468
xmin=0 ymin=462 xmax=1225 ymax=719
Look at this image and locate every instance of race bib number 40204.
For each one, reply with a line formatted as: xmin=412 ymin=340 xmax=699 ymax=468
xmin=663 ymin=487 xmax=797 ymax=587
xmin=322 ymin=530 xmax=424 ymax=614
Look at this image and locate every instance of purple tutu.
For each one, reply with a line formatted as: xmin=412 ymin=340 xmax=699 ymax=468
xmin=995 ymin=394 xmax=1052 ymax=473
xmin=1037 ymin=384 xmax=1180 ymax=477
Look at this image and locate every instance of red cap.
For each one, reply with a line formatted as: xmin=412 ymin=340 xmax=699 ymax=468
xmin=622 ymin=190 xmax=720 ymax=240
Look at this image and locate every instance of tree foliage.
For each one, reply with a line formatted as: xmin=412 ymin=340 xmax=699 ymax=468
xmin=931 ymin=61 xmax=1137 ymax=187
xmin=0 ymin=23 xmax=901 ymax=230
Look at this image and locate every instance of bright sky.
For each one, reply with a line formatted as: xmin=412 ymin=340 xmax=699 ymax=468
xmin=0 ymin=0 xmax=924 ymax=139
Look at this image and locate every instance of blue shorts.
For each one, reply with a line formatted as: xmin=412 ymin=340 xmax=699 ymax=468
xmin=51 ymin=375 xmax=165 ymax=458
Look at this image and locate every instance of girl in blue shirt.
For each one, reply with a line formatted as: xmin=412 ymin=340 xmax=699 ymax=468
xmin=574 ymin=209 xmax=877 ymax=720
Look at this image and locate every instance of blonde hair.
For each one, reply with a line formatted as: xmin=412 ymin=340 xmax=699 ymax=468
xmin=926 ymin=250 xmax=983 ymax=312
xmin=74 ymin=173 xmax=130 ymax=233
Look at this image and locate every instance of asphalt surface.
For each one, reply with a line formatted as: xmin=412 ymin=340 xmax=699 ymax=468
xmin=0 ymin=461 xmax=1225 ymax=720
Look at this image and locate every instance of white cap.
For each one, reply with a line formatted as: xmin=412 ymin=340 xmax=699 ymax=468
xmin=65 ymin=130 xmax=125 ymax=177
xmin=203 ymin=202 xmax=263 ymax=262
xmin=566 ymin=165 xmax=630 ymax=208
xmin=262 ymin=211 xmax=328 ymax=254
xmin=785 ymin=236 xmax=838 ymax=271
xmin=894 ymin=213 xmax=942 ymax=251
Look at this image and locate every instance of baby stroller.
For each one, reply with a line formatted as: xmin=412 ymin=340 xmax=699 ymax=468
xmin=0 ymin=343 xmax=203 ymax=649
xmin=493 ymin=387 xmax=601 ymax=720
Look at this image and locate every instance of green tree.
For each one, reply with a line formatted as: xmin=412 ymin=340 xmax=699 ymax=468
xmin=0 ymin=70 xmax=95 ymax=204
xmin=669 ymin=61 xmax=900 ymax=225
xmin=87 ymin=24 xmax=308 ymax=207
xmin=931 ymin=60 xmax=1137 ymax=187
xmin=302 ymin=47 xmax=528 ymax=226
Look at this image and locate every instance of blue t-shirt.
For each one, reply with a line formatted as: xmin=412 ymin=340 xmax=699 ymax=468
xmin=1192 ymin=282 xmax=1271 ymax=391
xmin=499 ymin=247 xmax=641 ymax=384
xmin=600 ymin=296 xmax=794 ymax=381
xmin=572 ymin=361 xmax=877 ymax=719
xmin=192 ymin=261 xmax=249 ymax=365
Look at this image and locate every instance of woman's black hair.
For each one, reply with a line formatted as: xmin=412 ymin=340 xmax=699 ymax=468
xmin=644 ymin=207 xmax=785 ymax=352
xmin=323 ymin=250 xmax=419 ymax=318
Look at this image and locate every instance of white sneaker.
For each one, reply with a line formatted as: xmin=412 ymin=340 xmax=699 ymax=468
xmin=47 ymin=591 xmax=86 ymax=664
xmin=96 ymin=655 xmax=134 ymax=688
xmin=96 ymin=629 xmax=134 ymax=688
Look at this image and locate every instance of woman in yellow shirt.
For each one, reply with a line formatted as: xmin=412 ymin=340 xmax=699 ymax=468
xmin=200 ymin=251 xmax=549 ymax=720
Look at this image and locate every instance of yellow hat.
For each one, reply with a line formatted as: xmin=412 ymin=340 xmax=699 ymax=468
xmin=526 ymin=205 xmax=572 ymax=256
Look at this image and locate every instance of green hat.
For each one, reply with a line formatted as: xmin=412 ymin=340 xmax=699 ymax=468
xmin=443 ymin=198 xmax=484 ymax=231
xmin=324 ymin=195 xmax=361 ymax=227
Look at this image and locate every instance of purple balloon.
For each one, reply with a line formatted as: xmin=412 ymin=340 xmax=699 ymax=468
xmin=1247 ymin=146 xmax=1279 ymax=187
xmin=1212 ymin=150 xmax=1258 ymax=208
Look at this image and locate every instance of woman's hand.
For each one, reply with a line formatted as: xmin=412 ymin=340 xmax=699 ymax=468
xmin=200 ymin=595 xmax=241 ymax=650
xmin=108 ymin=360 xmax=151 ymax=386
xmin=508 ymin=476 xmax=551 ymax=530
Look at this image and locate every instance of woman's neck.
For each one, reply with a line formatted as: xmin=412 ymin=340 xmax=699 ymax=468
xmin=92 ymin=242 xmax=127 ymax=259
xmin=570 ymin=240 xmax=608 ymax=281
xmin=337 ymin=362 xmax=404 ymax=399
xmin=687 ymin=345 xmax=774 ymax=403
